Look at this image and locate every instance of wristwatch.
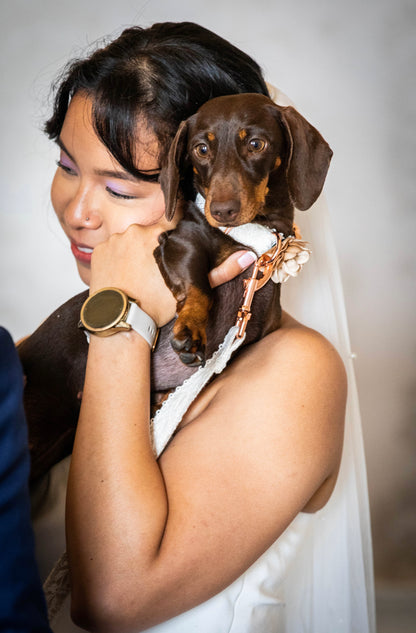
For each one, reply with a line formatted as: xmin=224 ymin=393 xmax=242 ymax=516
xmin=79 ymin=287 xmax=159 ymax=350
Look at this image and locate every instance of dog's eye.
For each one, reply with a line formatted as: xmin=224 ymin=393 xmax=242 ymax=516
xmin=194 ymin=143 xmax=209 ymax=158
xmin=248 ymin=138 xmax=266 ymax=152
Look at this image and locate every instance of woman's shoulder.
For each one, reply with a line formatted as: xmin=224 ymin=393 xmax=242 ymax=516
xmin=229 ymin=312 xmax=346 ymax=392
xmin=180 ymin=312 xmax=347 ymax=438
xmin=171 ymin=312 xmax=346 ymax=513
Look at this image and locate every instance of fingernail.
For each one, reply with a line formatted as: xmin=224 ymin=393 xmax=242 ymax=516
xmin=237 ymin=251 xmax=257 ymax=268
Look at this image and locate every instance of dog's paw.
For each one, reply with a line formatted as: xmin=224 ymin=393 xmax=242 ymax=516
xmin=170 ymin=287 xmax=211 ymax=367
xmin=171 ymin=322 xmax=206 ymax=367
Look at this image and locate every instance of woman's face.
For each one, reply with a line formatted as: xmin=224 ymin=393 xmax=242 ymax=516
xmin=51 ymin=93 xmax=166 ymax=285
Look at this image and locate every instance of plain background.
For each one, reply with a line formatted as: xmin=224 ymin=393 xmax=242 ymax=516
xmin=1 ymin=0 xmax=415 ymax=597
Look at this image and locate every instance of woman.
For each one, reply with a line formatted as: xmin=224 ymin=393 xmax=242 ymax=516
xmin=32 ymin=22 xmax=375 ymax=632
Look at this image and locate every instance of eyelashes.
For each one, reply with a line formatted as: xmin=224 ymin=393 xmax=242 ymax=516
xmin=56 ymin=159 xmax=77 ymax=175
xmin=56 ymin=151 xmax=157 ymax=201
xmin=105 ymin=186 xmax=137 ymax=200
xmin=56 ymin=162 xmax=138 ymax=200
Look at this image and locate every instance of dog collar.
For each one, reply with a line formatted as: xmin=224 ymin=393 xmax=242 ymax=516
xmin=194 ymin=194 xmax=277 ymax=255
xmin=194 ymin=194 xmax=311 ymax=285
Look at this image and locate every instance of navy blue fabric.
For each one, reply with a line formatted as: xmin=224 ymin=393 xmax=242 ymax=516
xmin=0 ymin=327 xmax=52 ymax=632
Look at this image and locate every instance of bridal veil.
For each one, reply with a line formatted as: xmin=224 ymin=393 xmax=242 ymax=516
xmin=272 ymin=85 xmax=376 ymax=632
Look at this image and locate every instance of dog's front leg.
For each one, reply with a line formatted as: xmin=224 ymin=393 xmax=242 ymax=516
xmin=154 ymin=202 xmax=249 ymax=366
xmin=154 ymin=221 xmax=214 ymax=366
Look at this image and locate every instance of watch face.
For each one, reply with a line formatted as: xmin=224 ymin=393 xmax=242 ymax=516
xmin=81 ymin=288 xmax=128 ymax=331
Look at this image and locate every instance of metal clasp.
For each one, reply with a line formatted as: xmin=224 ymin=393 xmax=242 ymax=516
xmin=235 ymin=234 xmax=283 ymax=339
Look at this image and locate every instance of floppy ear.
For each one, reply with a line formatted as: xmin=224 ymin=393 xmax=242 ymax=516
xmin=159 ymin=119 xmax=191 ymax=221
xmin=275 ymin=105 xmax=333 ymax=210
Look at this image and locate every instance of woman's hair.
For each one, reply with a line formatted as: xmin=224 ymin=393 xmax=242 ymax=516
xmin=45 ymin=22 xmax=269 ymax=179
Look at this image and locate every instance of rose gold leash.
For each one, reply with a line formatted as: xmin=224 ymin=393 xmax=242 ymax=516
xmin=234 ymin=224 xmax=303 ymax=339
xmin=234 ymin=236 xmax=281 ymax=338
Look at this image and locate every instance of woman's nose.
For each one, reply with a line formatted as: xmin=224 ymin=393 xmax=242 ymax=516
xmin=64 ymin=186 xmax=102 ymax=230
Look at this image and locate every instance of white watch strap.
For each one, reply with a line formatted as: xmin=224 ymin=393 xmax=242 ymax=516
xmin=126 ymin=301 xmax=158 ymax=348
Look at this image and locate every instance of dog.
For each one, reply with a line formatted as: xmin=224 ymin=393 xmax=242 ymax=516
xmin=155 ymin=93 xmax=332 ymax=364
xmin=18 ymin=93 xmax=332 ymax=480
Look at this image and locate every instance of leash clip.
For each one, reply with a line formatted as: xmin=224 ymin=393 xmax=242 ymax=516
xmin=235 ymin=234 xmax=283 ymax=339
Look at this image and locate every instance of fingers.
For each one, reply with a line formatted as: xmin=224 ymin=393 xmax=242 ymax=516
xmin=208 ymin=250 xmax=257 ymax=288
xmin=89 ymin=225 xmax=177 ymax=325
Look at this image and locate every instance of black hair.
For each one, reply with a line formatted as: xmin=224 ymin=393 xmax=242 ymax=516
xmin=45 ymin=22 xmax=269 ymax=179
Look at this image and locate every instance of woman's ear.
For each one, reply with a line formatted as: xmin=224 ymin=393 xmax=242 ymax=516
xmin=159 ymin=119 xmax=190 ymax=221
xmin=273 ymin=105 xmax=333 ymax=211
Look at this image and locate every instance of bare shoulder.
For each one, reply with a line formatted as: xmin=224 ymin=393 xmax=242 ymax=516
xmin=259 ymin=312 xmax=347 ymax=387
xmin=242 ymin=313 xmax=347 ymax=453
xmin=181 ymin=311 xmax=347 ymax=435
xmin=207 ymin=311 xmax=347 ymax=410
xmin=173 ymin=312 xmax=347 ymax=512
xmin=172 ymin=315 xmax=347 ymax=475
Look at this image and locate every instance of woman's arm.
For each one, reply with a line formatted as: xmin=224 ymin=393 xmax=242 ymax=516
xmin=67 ymin=225 xmax=346 ymax=633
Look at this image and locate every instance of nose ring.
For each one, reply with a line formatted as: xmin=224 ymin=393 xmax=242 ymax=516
xmin=85 ymin=217 xmax=90 ymax=222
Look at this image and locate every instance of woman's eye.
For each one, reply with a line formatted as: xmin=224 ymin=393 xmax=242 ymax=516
xmin=105 ymin=186 xmax=137 ymax=200
xmin=248 ymin=138 xmax=266 ymax=152
xmin=56 ymin=159 xmax=77 ymax=175
xmin=194 ymin=143 xmax=209 ymax=158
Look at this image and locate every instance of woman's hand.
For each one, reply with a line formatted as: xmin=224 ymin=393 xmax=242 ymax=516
xmin=89 ymin=222 xmax=257 ymax=327
xmin=209 ymin=250 xmax=256 ymax=287
xmin=89 ymin=222 xmax=176 ymax=327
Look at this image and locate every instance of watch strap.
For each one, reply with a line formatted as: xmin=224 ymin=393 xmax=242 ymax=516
xmin=126 ymin=301 xmax=158 ymax=349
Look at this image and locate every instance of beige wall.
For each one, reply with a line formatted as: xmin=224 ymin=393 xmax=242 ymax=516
xmin=1 ymin=0 xmax=415 ymax=583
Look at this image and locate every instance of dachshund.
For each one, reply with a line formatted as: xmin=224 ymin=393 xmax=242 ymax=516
xmin=155 ymin=92 xmax=332 ymax=365
xmin=18 ymin=93 xmax=332 ymax=480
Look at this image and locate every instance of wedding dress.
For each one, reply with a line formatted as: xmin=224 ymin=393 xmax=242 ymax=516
xmin=31 ymin=87 xmax=376 ymax=633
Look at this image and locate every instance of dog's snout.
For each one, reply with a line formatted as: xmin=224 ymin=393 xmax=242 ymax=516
xmin=210 ymin=200 xmax=240 ymax=224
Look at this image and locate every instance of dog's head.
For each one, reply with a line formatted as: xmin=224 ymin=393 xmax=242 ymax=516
xmin=160 ymin=93 xmax=332 ymax=227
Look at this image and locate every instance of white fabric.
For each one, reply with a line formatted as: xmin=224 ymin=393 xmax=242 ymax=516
xmin=31 ymin=86 xmax=375 ymax=632
xmin=270 ymin=85 xmax=375 ymax=632
xmin=195 ymin=193 xmax=279 ymax=256
xmin=151 ymin=324 xmax=246 ymax=456
xmin=280 ymin=195 xmax=376 ymax=633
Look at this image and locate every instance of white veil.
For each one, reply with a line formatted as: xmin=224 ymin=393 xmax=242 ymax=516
xmin=271 ymin=84 xmax=376 ymax=632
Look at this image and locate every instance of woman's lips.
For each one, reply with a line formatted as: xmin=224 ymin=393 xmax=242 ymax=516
xmin=71 ymin=242 xmax=94 ymax=264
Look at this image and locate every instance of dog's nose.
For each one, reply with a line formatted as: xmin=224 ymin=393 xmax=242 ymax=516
xmin=210 ymin=200 xmax=240 ymax=224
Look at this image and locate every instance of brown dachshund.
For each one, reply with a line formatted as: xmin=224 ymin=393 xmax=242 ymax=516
xmin=155 ymin=93 xmax=332 ymax=365
xmin=18 ymin=93 xmax=332 ymax=480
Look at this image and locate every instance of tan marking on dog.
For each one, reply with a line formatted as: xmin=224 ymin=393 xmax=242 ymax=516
xmin=274 ymin=156 xmax=282 ymax=169
xmin=239 ymin=175 xmax=269 ymax=224
xmin=193 ymin=166 xmax=199 ymax=175
xmin=207 ymin=132 xmax=215 ymax=141
xmin=229 ymin=172 xmax=269 ymax=225
xmin=239 ymin=129 xmax=247 ymax=140
xmin=173 ymin=285 xmax=212 ymax=348
xmin=255 ymin=176 xmax=269 ymax=205
xmin=203 ymin=200 xmax=215 ymax=226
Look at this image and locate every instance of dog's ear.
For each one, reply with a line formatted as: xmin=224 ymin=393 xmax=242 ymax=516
xmin=274 ymin=105 xmax=333 ymax=211
xmin=159 ymin=119 xmax=191 ymax=221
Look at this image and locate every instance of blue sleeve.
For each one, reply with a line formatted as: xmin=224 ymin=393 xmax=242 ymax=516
xmin=0 ymin=327 xmax=53 ymax=633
